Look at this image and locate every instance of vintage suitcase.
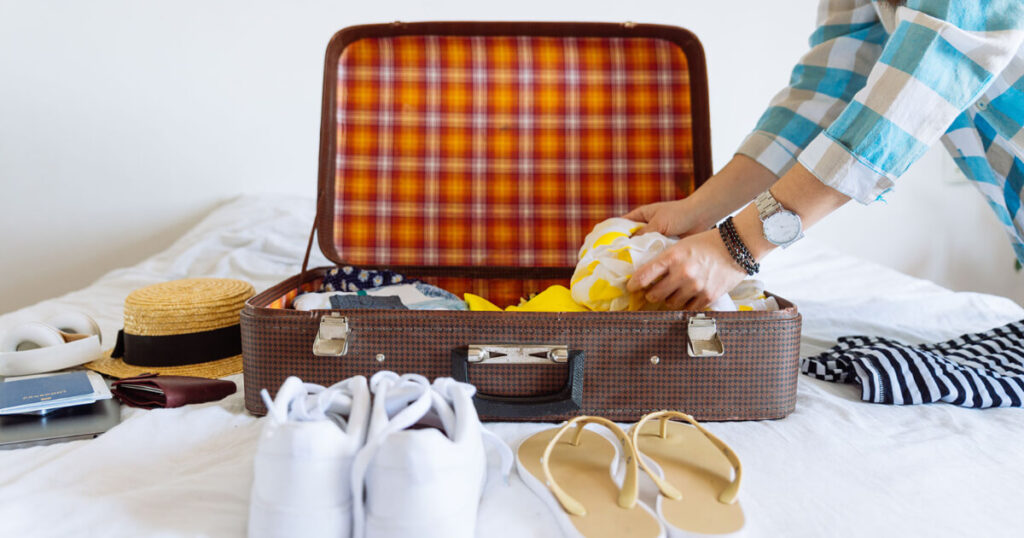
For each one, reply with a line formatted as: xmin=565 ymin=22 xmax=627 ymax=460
xmin=241 ymin=21 xmax=802 ymax=421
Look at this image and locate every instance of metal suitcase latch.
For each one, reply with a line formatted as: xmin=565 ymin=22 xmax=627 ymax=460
xmin=687 ymin=314 xmax=724 ymax=357
xmin=313 ymin=314 xmax=350 ymax=357
xmin=467 ymin=344 xmax=568 ymax=364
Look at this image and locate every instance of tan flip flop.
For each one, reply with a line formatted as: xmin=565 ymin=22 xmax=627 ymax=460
xmin=630 ymin=411 xmax=745 ymax=536
xmin=516 ymin=416 xmax=665 ymax=538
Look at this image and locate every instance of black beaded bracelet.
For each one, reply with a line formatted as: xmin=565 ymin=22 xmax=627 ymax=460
xmin=718 ymin=217 xmax=759 ymax=275
xmin=719 ymin=224 xmax=758 ymax=276
xmin=727 ymin=219 xmax=759 ymax=275
xmin=724 ymin=218 xmax=755 ymax=264
xmin=726 ymin=219 xmax=759 ymax=275
xmin=718 ymin=225 xmax=755 ymax=275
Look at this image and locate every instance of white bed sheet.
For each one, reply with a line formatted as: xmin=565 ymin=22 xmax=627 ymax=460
xmin=1 ymin=194 xmax=1022 ymax=538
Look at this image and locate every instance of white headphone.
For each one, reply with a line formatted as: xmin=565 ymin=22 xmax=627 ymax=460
xmin=0 ymin=312 xmax=103 ymax=376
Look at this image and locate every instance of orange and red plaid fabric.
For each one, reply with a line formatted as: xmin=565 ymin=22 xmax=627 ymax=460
xmin=332 ymin=35 xmax=696 ymax=270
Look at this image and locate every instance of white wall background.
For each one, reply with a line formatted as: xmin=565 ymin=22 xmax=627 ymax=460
xmin=1 ymin=0 xmax=1021 ymax=314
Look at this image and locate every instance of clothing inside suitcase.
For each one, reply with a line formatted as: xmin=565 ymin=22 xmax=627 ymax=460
xmin=242 ymin=22 xmax=802 ymax=422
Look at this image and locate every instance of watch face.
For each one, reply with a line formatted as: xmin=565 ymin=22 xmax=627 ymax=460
xmin=764 ymin=211 xmax=802 ymax=244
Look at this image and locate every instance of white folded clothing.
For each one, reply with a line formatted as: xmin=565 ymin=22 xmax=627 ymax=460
xmin=293 ymin=284 xmax=431 ymax=311
xmin=728 ymin=279 xmax=766 ymax=301
xmin=708 ymin=293 xmax=738 ymax=312
xmin=734 ymin=296 xmax=780 ymax=312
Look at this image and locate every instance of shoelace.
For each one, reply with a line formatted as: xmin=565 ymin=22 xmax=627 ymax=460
xmin=350 ymin=372 xmax=512 ymax=538
xmin=431 ymin=376 xmax=513 ymax=482
xmin=261 ymin=376 xmax=357 ymax=429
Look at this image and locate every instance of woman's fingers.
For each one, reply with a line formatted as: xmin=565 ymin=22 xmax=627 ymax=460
xmin=623 ymin=200 xmax=706 ymax=237
xmin=683 ymin=293 xmax=712 ymax=311
xmin=622 ymin=204 xmax=653 ymax=222
xmin=665 ymin=288 xmax=692 ymax=310
xmin=622 ymin=205 xmax=657 ymax=235
xmin=646 ymin=265 xmax=697 ymax=305
xmin=643 ymin=276 xmax=676 ymax=304
xmin=625 ymin=227 xmax=746 ymax=310
xmin=626 ymin=253 xmax=671 ymax=292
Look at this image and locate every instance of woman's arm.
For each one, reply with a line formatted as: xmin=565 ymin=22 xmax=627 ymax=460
xmin=735 ymin=0 xmax=884 ymax=181
xmin=627 ymin=0 xmax=1024 ymax=310
xmin=628 ymin=0 xmax=884 ymax=237
xmin=625 ymin=155 xmax=779 ymax=236
xmin=793 ymin=0 xmax=1024 ymax=204
xmin=734 ymin=163 xmax=850 ymax=260
xmin=626 ymin=163 xmax=848 ymax=310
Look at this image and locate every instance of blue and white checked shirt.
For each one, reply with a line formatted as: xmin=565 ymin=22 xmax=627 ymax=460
xmin=737 ymin=0 xmax=1024 ymax=262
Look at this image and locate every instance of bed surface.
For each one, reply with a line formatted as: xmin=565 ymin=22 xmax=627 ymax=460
xmin=1 ymin=195 xmax=1022 ymax=537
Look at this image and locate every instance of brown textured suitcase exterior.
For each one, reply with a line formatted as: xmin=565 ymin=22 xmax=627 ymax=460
xmin=241 ymin=21 xmax=802 ymax=421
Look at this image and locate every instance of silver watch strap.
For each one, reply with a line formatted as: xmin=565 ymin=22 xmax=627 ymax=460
xmin=754 ymin=190 xmax=782 ymax=221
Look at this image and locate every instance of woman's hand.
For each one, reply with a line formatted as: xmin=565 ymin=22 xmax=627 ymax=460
xmin=624 ymin=155 xmax=783 ymax=237
xmin=625 ymin=162 xmax=852 ymax=309
xmin=625 ymin=228 xmax=747 ymax=310
xmin=623 ymin=198 xmax=710 ymax=238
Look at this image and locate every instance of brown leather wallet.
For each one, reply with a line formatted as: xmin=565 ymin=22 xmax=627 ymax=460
xmin=111 ymin=373 xmax=236 ymax=409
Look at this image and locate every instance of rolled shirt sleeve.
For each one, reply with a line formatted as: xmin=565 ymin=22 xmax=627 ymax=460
xmin=798 ymin=0 xmax=1024 ymax=203
xmin=737 ymin=0 xmax=885 ymax=178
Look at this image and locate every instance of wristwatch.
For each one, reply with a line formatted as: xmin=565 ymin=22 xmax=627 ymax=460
xmin=754 ymin=189 xmax=804 ymax=248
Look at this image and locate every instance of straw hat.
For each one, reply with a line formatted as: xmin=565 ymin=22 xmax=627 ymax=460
xmin=86 ymin=278 xmax=255 ymax=379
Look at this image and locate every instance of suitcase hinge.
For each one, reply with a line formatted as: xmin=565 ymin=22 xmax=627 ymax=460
xmin=313 ymin=314 xmax=350 ymax=357
xmin=687 ymin=314 xmax=724 ymax=357
xmin=467 ymin=344 xmax=568 ymax=364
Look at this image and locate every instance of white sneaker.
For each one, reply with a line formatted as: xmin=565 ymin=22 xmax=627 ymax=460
xmin=350 ymin=371 xmax=511 ymax=538
xmin=248 ymin=375 xmax=370 ymax=538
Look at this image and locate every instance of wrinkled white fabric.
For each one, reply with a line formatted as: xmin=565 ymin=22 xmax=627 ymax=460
xmin=292 ymin=285 xmax=431 ymax=311
xmin=0 ymin=195 xmax=1022 ymax=537
xmin=571 ymin=218 xmax=672 ymax=311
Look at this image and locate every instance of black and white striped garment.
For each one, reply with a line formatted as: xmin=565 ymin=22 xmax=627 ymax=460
xmin=801 ymin=319 xmax=1024 ymax=407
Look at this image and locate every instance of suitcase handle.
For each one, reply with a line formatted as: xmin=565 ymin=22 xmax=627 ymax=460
xmin=450 ymin=346 xmax=584 ymax=418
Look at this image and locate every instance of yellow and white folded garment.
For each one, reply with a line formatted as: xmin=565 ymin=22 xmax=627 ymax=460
xmin=570 ymin=218 xmax=778 ymax=312
xmin=571 ymin=218 xmax=666 ymax=311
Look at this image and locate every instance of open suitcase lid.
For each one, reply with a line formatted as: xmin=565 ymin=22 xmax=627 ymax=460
xmin=311 ymin=21 xmax=711 ymax=277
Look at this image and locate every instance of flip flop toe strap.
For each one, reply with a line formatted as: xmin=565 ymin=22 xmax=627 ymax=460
xmin=630 ymin=410 xmax=743 ymax=505
xmin=540 ymin=415 xmax=640 ymax=516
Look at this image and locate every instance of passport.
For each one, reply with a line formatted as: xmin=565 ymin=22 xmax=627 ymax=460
xmin=0 ymin=371 xmax=95 ymax=413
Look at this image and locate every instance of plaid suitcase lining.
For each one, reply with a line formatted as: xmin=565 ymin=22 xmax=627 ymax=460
xmin=331 ymin=35 xmax=695 ymax=271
